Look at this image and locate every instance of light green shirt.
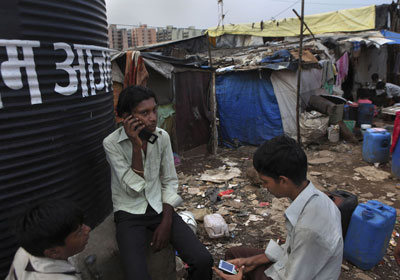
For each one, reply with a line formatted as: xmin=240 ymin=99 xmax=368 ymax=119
xmin=103 ymin=127 xmax=182 ymax=214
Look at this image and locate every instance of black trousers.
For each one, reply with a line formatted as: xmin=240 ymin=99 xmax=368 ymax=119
xmin=114 ymin=207 xmax=213 ymax=280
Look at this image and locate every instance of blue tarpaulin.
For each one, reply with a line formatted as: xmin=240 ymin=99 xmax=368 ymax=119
xmin=216 ymin=71 xmax=284 ymax=147
xmin=381 ymin=30 xmax=400 ymax=44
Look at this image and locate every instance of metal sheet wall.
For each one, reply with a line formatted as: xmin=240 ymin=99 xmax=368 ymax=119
xmin=0 ymin=0 xmax=114 ymax=277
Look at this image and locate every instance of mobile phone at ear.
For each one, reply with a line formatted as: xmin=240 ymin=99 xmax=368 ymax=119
xmin=138 ymin=129 xmax=158 ymax=144
xmin=218 ymin=260 xmax=237 ymax=275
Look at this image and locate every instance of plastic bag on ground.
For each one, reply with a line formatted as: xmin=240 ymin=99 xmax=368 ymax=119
xmin=300 ymin=111 xmax=329 ymax=144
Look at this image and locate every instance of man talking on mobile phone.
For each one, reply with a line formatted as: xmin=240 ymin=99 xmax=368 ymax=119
xmin=103 ymin=85 xmax=213 ymax=280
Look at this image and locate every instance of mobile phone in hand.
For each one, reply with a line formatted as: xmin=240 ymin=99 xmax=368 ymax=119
xmin=139 ymin=129 xmax=158 ymax=144
xmin=134 ymin=122 xmax=158 ymax=144
xmin=218 ymin=260 xmax=237 ymax=275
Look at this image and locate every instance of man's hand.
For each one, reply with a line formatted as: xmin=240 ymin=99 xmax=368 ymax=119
xmin=151 ymin=204 xmax=173 ymax=251
xmin=227 ymin=258 xmax=257 ymax=274
xmin=213 ymin=265 xmax=244 ymax=280
xmin=395 ymin=240 xmax=400 ymax=266
xmin=123 ymin=115 xmax=144 ymax=147
xmin=151 ymin=219 xmax=171 ymax=251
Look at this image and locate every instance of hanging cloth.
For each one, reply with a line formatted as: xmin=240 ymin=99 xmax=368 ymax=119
xmin=335 ymin=52 xmax=349 ymax=86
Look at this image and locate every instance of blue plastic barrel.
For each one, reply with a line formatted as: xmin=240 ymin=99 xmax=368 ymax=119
xmin=357 ymin=103 xmax=374 ymax=125
xmin=362 ymin=128 xmax=390 ymax=163
xmin=344 ymin=201 xmax=396 ymax=270
xmin=392 ymin=141 xmax=400 ymax=178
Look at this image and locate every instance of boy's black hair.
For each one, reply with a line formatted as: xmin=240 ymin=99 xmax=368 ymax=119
xmin=376 ymin=81 xmax=386 ymax=90
xmin=371 ymin=73 xmax=379 ymax=82
xmin=17 ymin=200 xmax=84 ymax=257
xmin=116 ymin=85 xmax=158 ymax=118
xmin=253 ymin=135 xmax=307 ymax=186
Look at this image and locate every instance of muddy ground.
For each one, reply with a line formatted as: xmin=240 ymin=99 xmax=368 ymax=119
xmin=176 ymin=133 xmax=400 ymax=280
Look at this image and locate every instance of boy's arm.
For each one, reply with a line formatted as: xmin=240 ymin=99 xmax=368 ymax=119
xmin=103 ymin=117 xmax=148 ymax=193
xmin=124 ymin=115 xmax=145 ymax=178
xmin=103 ymin=137 xmax=146 ymax=193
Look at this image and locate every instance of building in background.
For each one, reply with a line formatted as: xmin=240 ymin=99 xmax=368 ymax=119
xmin=131 ymin=24 xmax=157 ymax=47
xmin=108 ymin=24 xmax=204 ymax=50
xmin=108 ymin=24 xmax=156 ymax=50
xmin=108 ymin=24 xmax=133 ymax=50
xmin=157 ymin=25 xmax=204 ymax=42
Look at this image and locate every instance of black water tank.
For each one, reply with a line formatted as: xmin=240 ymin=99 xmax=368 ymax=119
xmin=0 ymin=1 xmax=114 ymax=277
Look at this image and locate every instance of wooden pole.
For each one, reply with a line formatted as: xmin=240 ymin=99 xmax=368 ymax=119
xmin=296 ymin=0 xmax=305 ymax=144
xmin=211 ymin=72 xmax=218 ymax=155
xmin=292 ymin=9 xmax=316 ymax=40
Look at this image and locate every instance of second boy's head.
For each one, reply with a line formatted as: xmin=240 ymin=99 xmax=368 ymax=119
xmin=253 ymin=135 xmax=307 ymax=198
xmin=17 ymin=200 xmax=91 ymax=260
xmin=371 ymin=73 xmax=379 ymax=83
xmin=117 ymin=85 xmax=158 ymax=132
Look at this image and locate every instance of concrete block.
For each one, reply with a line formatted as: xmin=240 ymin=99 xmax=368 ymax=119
xmin=75 ymin=214 xmax=177 ymax=280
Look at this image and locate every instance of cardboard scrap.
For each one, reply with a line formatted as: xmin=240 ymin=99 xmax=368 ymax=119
xmin=199 ymin=167 xmax=242 ymax=183
xmin=244 ymin=214 xmax=264 ymax=226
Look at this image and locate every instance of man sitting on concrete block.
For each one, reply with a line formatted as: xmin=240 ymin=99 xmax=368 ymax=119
xmin=103 ymin=85 xmax=213 ymax=280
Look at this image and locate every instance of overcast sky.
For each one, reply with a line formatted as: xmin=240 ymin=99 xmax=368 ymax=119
xmin=105 ymin=0 xmax=391 ymax=29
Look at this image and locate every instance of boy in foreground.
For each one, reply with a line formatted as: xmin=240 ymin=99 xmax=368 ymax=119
xmin=214 ymin=135 xmax=343 ymax=280
xmin=6 ymin=200 xmax=91 ymax=280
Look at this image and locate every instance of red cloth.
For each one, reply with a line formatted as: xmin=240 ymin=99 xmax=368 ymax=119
xmin=123 ymin=51 xmax=148 ymax=88
xmin=357 ymin=99 xmax=372 ymax=104
xmin=391 ymin=111 xmax=400 ymax=153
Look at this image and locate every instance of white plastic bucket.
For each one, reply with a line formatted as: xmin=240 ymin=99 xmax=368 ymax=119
xmin=328 ymin=125 xmax=340 ymax=143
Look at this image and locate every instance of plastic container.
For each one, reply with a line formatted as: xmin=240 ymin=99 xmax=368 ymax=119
xmin=361 ymin=124 xmax=372 ymax=135
xmin=343 ymin=120 xmax=356 ymax=132
xmin=178 ymin=211 xmax=197 ymax=233
xmin=328 ymin=125 xmax=340 ymax=142
xmin=357 ymin=103 xmax=374 ymax=126
xmin=362 ymin=128 xmax=390 ymax=163
xmin=392 ymin=141 xmax=400 ymax=179
xmin=204 ymin=214 xmax=229 ymax=238
xmin=325 ymin=190 xmax=358 ymax=239
xmin=344 ymin=200 xmax=396 ymax=270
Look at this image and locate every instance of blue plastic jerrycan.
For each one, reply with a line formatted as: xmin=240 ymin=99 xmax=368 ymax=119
xmin=344 ymin=200 xmax=396 ymax=270
xmin=362 ymin=128 xmax=391 ymax=163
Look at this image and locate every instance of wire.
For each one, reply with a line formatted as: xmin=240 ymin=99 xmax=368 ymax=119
xmin=271 ymin=0 xmax=300 ymax=20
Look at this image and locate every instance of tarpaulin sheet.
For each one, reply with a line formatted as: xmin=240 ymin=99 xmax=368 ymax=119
xmin=207 ymin=5 xmax=375 ymax=38
xmin=271 ymin=69 xmax=323 ymax=138
xmin=381 ymin=30 xmax=400 ymax=45
xmin=216 ymin=71 xmax=283 ymax=146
